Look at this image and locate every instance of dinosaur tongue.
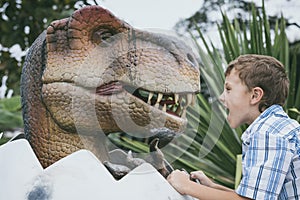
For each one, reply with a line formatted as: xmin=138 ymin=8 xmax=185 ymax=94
xmin=96 ymin=82 xmax=123 ymax=95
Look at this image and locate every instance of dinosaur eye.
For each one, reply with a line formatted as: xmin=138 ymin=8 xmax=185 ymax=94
xmin=92 ymin=28 xmax=115 ymax=45
xmin=186 ymin=53 xmax=197 ymax=68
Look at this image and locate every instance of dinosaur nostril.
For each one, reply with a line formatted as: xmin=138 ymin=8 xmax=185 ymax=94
xmin=186 ymin=53 xmax=197 ymax=68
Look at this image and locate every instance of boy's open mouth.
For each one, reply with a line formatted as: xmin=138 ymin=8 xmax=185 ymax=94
xmin=225 ymin=108 xmax=229 ymax=115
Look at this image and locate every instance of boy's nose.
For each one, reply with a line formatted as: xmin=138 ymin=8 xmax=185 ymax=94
xmin=219 ymin=91 xmax=225 ymax=104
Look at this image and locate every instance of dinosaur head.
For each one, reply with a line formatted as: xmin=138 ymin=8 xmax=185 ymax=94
xmin=42 ymin=6 xmax=200 ymax=137
xmin=21 ymin=5 xmax=200 ymax=167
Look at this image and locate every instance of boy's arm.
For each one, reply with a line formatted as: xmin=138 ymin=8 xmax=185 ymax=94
xmin=167 ymin=170 xmax=251 ymax=200
xmin=190 ymin=170 xmax=234 ymax=192
xmin=183 ymin=181 xmax=251 ymax=200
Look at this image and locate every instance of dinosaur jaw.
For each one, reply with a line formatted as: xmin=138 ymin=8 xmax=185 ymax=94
xmin=95 ymin=81 xmax=196 ymax=119
xmin=42 ymin=81 xmax=192 ymax=136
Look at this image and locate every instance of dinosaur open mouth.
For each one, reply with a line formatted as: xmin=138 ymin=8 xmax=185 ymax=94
xmin=96 ymin=81 xmax=196 ymax=118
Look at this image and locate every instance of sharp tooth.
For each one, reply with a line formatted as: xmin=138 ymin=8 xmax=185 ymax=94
xmin=186 ymin=94 xmax=192 ymax=107
xmin=147 ymin=92 xmax=154 ymax=104
xmin=175 ymin=106 xmax=181 ymax=115
xmin=154 ymin=93 xmax=163 ymax=108
xmin=174 ymin=94 xmax=179 ymax=104
xmin=162 ymin=104 xmax=167 ymax=112
xmin=157 ymin=93 xmax=163 ymax=103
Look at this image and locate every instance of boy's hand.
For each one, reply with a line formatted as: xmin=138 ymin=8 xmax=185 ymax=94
xmin=167 ymin=169 xmax=191 ymax=195
xmin=190 ymin=171 xmax=215 ymax=188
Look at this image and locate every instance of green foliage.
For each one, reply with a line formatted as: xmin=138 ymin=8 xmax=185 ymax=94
xmin=0 ymin=95 xmax=23 ymax=132
xmin=187 ymin=0 xmax=299 ymax=186
xmin=0 ymin=135 xmax=10 ymax=145
xmin=109 ymin=0 xmax=300 ymax=188
xmin=186 ymin=0 xmax=299 ymax=186
xmin=0 ymin=0 xmax=101 ymax=94
xmin=214 ymin=1 xmax=300 ymax=121
xmin=1 ymin=0 xmax=298 ymax=189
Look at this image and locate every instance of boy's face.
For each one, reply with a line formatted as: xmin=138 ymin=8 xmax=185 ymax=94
xmin=219 ymin=68 xmax=256 ymax=128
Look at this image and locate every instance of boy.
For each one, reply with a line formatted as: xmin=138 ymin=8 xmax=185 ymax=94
xmin=167 ymin=54 xmax=300 ymax=199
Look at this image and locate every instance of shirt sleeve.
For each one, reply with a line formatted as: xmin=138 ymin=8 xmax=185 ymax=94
xmin=236 ymin=131 xmax=293 ymax=199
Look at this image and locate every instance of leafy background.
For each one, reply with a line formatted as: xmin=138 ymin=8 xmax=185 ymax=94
xmin=1 ymin=0 xmax=299 ymax=189
xmin=110 ymin=0 xmax=300 ymax=188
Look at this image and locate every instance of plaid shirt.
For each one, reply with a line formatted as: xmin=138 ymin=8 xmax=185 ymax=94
xmin=236 ymin=105 xmax=300 ymax=199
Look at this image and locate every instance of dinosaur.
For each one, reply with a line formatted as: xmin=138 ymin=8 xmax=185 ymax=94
xmin=20 ymin=5 xmax=200 ymax=172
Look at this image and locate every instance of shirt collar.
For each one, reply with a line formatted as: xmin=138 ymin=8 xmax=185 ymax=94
xmin=241 ymin=104 xmax=284 ymax=142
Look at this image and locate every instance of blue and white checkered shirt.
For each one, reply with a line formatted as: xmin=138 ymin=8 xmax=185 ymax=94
xmin=236 ymin=105 xmax=300 ymax=199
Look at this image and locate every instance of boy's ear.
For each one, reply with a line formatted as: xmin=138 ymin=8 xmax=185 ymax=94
xmin=251 ymin=87 xmax=264 ymax=104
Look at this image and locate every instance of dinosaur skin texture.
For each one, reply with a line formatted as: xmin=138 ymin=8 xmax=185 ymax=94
xmin=21 ymin=5 xmax=200 ymax=168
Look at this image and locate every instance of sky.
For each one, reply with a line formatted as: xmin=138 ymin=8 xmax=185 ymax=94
xmin=3 ymin=0 xmax=300 ymax=65
xmin=97 ymin=0 xmax=300 ymax=43
xmin=248 ymin=0 xmax=300 ymax=42
xmin=5 ymin=0 xmax=204 ymax=62
xmin=98 ymin=0 xmax=203 ymax=30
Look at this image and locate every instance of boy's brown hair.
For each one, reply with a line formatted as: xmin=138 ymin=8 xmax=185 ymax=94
xmin=225 ymin=54 xmax=289 ymax=112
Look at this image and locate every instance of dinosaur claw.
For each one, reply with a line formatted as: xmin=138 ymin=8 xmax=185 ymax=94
xmin=149 ymin=138 xmax=160 ymax=152
xmin=149 ymin=128 xmax=177 ymax=149
xmin=148 ymin=138 xmax=173 ymax=178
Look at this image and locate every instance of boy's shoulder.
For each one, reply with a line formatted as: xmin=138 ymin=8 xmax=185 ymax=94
xmin=247 ymin=105 xmax=299 ymax=138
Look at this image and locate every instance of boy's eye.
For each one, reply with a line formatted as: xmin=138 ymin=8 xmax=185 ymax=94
xmin=225 ymin=87 xmax=231 ymax=92
xmin=224 ymin=83 xmax=231 ymax=92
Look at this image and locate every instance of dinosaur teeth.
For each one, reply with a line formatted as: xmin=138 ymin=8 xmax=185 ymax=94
xmin=134 ymin=87 xmax=194 ymax=118
xmin=175 ymin=106 xmax=182 ymax=115
xmin=157 ymin=93 xmax=163 ymax=103
xmin=174 ymin=94 xmax=179 ymax=104
xmin=154 ymin=93 xmax=163 ymax=108
xmin=186 ymin=94 xmax=193 ymax=107
xmin=162 ymin=104 xmax=167 ymax=112
xmin=147 ymin=92 xmax=154 ymax=104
